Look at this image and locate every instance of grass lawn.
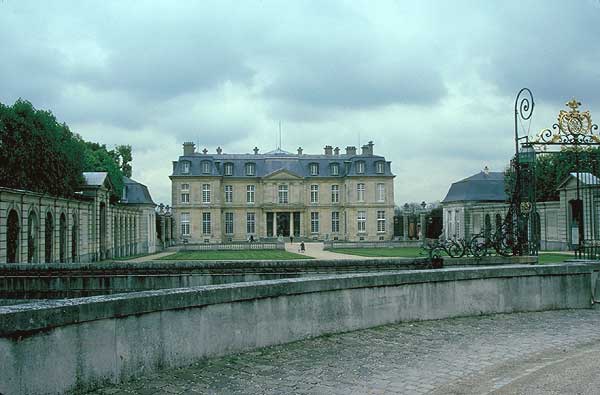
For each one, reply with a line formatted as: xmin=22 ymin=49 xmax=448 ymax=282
xmin=159 ymin=249 xmax=312 ymax=260
xmin=537 ymin=253 xmax=577 ymax=264
xmin=331 ymin=247 xmax=427 ymax=258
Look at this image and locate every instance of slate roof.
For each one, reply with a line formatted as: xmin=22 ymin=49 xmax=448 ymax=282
xmin=171 ymin=151 xmax=394 ymax=178
xmin=557 ymin=172 xmax=600 ymax=189
xmin=122 ymin=176 xmax=156 ymax=205
xmin=82 ymin=172 xmax=109 ymax=187
xmin=442 ymin=171 xmax=507 ymax=203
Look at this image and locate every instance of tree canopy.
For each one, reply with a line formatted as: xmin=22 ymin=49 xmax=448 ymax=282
xmin=0 ymin=99 xmax=132 ymax=199
xmin=505 ymin=148 xmax=600 ymax=202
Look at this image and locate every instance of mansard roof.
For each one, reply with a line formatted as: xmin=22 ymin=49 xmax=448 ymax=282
xmin=122 ymin=176 xmax=156 ymax=205
xmin=442 ymin=171 xmax=507 ymax=203
xmin=171 ymin=151 xmax=394 ymax=178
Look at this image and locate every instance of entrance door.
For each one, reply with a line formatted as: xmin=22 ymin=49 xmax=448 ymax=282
xmin=277 ymin=212 xmax=290 ymax=237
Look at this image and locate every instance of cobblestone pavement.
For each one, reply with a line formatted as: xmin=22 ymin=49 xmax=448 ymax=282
xmin=86 ymin=308 xmax=600 ymax=395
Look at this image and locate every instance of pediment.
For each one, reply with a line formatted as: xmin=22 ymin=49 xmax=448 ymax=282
xmin=263 ymin=168 xmax=303 ymax=180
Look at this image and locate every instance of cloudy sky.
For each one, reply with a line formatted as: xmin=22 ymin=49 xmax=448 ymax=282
xmin=2 ymin=0 xmax=600 ymax=205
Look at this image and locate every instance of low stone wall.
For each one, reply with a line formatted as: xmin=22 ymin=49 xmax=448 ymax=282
xmin=0 ymin=256 xmax=537 ymax=300
xmin=324 ymin=240 xmax=422 ymax=249
xmin=0 ymin=263 xmax=593 ymax=394
xmin=179 ymin=241 xmax=284 ymax=251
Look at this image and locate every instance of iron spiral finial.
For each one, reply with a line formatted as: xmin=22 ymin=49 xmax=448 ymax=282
xmin=515 ymin=88 xmax=534 ymax=121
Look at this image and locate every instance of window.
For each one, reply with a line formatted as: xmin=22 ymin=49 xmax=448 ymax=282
xmin=456 ymin=210 xmax=461 ymax=238
xmin=181 ymin=161 xmax=190 ymax=174
xmin=311 ymin=212 xmax=319 ymax=233
xmin=377 ymin=210 xmax=386 ymax=232
xmin=356 ymin=161 xmax=365 ymax=174
xmin=278 ymin=184 xmax=289 ymax=204
xmin=181 ymin=213 xmax=190 ymax=236
xmin=330 ymin=163 xmax=339 ymax=176
xmin=357 ymin=211 xmax=366 ymax=233
xmin=246 ymin=185 xmax=255 ymax=203
xmin=202 ymin=184 xmax=211 ymax=203
xmin=309 ymin=163 xmax=319 ymax=176
xmin=224 ymin=185 xmax=233 ymax=203
xmin=224 ymin=162 xmax=233 ymax=176
xmin=181 ymin=183 xmax=190 ymax=204
xmin=472 ymin=214 xmax=481 ymax=234
xmin=310 ymin=184 xmax=319 ymax=203
xmin=202 ymin=212 xmax=211 ymax=234
xmin=331 ymin=211 xmax=340 ymax=233
xmin=225 ymin=212 xmax=233 ymax=234
xmin=331 ymin=185 xmax=339 ymax=203
xmin=376 ymin=161 xmax=385 ymax=174
xmin=377 ymin=183 xmax=385 ymax=202
xmin=357 ymin=183 xmax=365 ymax=202
xmin=245 ymin=163 xmax=255 ymax=176
xmin=202 ymin=161 xmax=211 ymax=174
xmin=247 ymin=212 xmax=256 ymax=234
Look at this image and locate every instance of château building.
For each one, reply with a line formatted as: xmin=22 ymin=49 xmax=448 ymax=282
xmin=170 ymin=141 xmax=395 ymax=243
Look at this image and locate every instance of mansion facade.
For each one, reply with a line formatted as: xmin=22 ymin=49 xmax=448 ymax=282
xmin=170 ymin=142 xmax=395 ymax=243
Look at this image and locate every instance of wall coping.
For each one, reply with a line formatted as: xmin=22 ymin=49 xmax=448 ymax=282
xmin=0 ymin=255 xmax=537 ymax=274
xmin=0 ymin=263 xmax=593 ymax=337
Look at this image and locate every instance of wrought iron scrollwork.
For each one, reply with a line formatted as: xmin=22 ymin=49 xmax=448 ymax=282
xmin=531 ymin=99 xmax=600 ymax=147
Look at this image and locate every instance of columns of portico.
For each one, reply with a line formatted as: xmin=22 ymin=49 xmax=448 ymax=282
xmin=403 ymin=215 xmax=409 ymax=240
xmin=290 ymin=213 xmax=295 ymax=237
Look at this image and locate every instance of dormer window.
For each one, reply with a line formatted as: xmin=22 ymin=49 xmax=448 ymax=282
xmin=201 ymin=160 xmax=211 ymax=174
xmin=122 ymin=186 xmax=128 ymax=202
xmin=224 ymin=162 xmax=233 ymax=176
xmin=356 ymin=161 xmax=365 ymax=174
xmin=245 ymin=163 xmax=255 ymax=176
xmin=330 ymin=163 xmax=339 ymax=176
xmin=309 ymin=163 xmax=319 ymax=176
xmin=181 ymin=161 xmax=190 ymax=174
xmin=375 ymin=161 xmax=385 ymax=174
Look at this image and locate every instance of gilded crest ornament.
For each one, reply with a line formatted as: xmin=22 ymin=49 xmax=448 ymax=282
xmin=531 ymin=98 xmax=599 ymax=147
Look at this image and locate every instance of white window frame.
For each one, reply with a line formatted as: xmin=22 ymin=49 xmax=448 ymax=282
xmin=377 ymin=183 xmax=385 ymax=202
xmin=181 ymin=183 xmax=190 ymax=204
xmin=357 ymin=211 xmax=366 ymax=233
xmin=331 ymin=163 xmax=339 ymax=176
xmin=224 ymin=163 xmax=233 ymax=176
xmin=245 ymin=163 xmax=255 ymax=176
xmin=247 ymin=212 xmax=256 ymax=234
xmin=246 ymin=185 xmax=255 ymax=204
xmin=225 ymin=212 xmax=234 ymax=235
xmin=224 ymin=185 xmax=233 ymax=203
xmin=310 ymin=163 xmax=319 ymax=176
xmin=202 ymin=161 xmax=211 ymax=174
xmin=278 ymin=184 xmax=289 ymax=204
xmin=311 ymin=212 xmax=319 ymax=233
xmin=356 ymin=161 xmax=365 ymax=174
xmin=357 ymin=183 xmax=365 ymax=202
xmin=310 ymin=184 xmax=319 ymax=204
xmin=181 ymin=213 xmax=190 ymax=236
xmin=202 ymin=212 xmax=211 ymax=234
xmin=376 ymin=161 xmax=384 ymax=174
xmin=181 ymin=161 xmax=190 ymax=174
xmin=377 ymin=210 xmax=386 ymax=232
xmin=202 ymin=184 xmax=211 ymax=204
xmin=331 ymin=211 xmax=340 ymax=233
xmin=331 ymin=184 xmax=339 ymax=203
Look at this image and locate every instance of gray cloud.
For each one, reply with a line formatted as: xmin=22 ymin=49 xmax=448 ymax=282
xmin=1 ymin=0 xmax=599 ymax=205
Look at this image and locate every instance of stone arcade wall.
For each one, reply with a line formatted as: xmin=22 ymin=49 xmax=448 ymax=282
xmin=0 ymin=264 xmax=594 ymax=394
xmin=0 ymin=187 xmax=153 ymax=264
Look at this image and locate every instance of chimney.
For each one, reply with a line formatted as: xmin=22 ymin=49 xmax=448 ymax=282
xmin=253 ymin=147 xmax=259 ymax=155
xmin=334 ymin=147 xmax=340 ymax=156
xmin=345 ymin=146 xmax=357 ymax=156
xmin=324 ymin=145 xmax=333 ymax=156
xmin=361 ymin=141 xmax=374 ymax=156
xmin=202 ymin=148 xmax=208 ymax=155
xmin=216 ymin=146 xmax=222 ymax=155
xmin=183 ymin=142 xmax=195 ymax=156
xmin=297 ymin=147 xmax=303 ymax=155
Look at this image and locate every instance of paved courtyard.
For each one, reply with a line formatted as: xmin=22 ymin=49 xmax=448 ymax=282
xmin=84 ymin=307 xmax=600 ymax=395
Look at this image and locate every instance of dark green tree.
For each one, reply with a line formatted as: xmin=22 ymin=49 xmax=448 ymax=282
xmin=0 ymin=100 xmax=85 ymax=197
